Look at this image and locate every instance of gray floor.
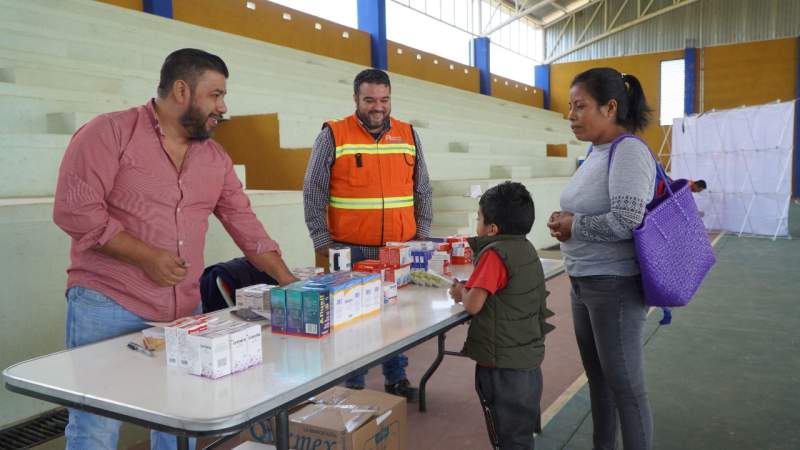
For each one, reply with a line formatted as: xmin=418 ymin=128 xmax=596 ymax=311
xmin=539 ymin=203 xmax=800 ymax=450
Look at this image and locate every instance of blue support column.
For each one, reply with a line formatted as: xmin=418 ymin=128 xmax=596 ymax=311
xmin=471 ymin=37 xmax=491 ymax=96
xmin=143 ymin=0 xmax=172 ymax=18
xmin=684 ymin=47 xmax=697 ymax=116
xmin=357 ymin=0 xmax=388 ymax=70
xmin=794 ymin=36 xmax=799 ymax=197
xmin=535 ymin=64 xmax=550 ymax=109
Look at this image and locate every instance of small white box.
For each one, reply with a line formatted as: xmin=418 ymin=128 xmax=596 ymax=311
xmin=188 ymin=330 xmax=231 ymax=379
xmin=187 ymin=320 xmax=263 ymax=379
xmin=228 ymin=324 xmax=250 ymax=373
xmin=292 ymin=267 xmax=325 ymax=280
xmin=165 ymin=319 xmax=210 ymax=368
xmin=245 ymin=323 xmax=263 ymax=367
xmin=383 ymin=282 xmax=398 ymax=305
xmin=235 ymin=284 xmax=274 ymax=311
xmin=345 ymin=279 xmax=362 ymax=322
xmin=329 ymin=246 xmax=351 ymax=272
xmin=428 ymin=251 xmax=451 ymax=275
xmin=404 ymin=240 xmax=437 ymax=251
xmin=328 ymin=282 xmax=349 ymax=328
xmin=393 ymin=264 xmax=411 ymax=287
xmin=357 ymin=273 xmax=382 ymax=315
xmin=164 ymin=318 xmax=191 ymax=366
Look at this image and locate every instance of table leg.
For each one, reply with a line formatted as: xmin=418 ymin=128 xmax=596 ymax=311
xmin=177 ymin=436 xmax=190 ymax=450
xmin=419 ymin=333 xmax=446 ymax=412
xmin=275 ymin=409 xmax=290 ymax=450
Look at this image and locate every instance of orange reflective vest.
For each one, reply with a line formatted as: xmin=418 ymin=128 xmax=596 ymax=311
xmin=326 ymin=114 xmax=417 ymax=246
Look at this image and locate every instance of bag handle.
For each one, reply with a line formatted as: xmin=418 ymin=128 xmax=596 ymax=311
xmin=588 ymin=133 xmax=683 ymax=200
xmin=608 ymin=135 xmax=697 ymax=224
xmin=608 ymin=134 xmax=675 ymax=197
xmin=589 ymin=134 xmax=677 ymax=326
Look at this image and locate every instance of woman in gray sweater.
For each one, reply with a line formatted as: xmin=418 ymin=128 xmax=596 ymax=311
xmin=548 ymin=67 xmax=656 ymax=450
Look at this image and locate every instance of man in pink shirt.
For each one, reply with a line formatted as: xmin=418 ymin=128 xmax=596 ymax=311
xmin=53 ymin=48 xmax=297 ymax=450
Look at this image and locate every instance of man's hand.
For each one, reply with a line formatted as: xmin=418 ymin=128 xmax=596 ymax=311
xmin=140 ymin=248 xmax=188 ymax=287
xmin=95 ymin=231 xmax=187 ymax=287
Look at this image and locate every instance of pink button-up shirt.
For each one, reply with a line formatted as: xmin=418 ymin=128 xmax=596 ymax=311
xmin=53 ymin=100 xmax=280 ymax=321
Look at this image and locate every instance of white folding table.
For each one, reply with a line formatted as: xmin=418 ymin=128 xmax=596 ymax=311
xmin=4 ymin=259 xmax=563 ymax=450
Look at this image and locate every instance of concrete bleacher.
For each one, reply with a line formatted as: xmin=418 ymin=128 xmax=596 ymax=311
xmin=0 ymin=0 xmax=583 ymax=428
xmin=427 ymin=177 xmax=570 ymax=247
xmin=0 ymin=0 xmax=583 ymax=212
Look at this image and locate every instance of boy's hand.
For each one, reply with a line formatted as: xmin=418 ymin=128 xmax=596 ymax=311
xmin=449 ymin=281 xmax=465 ymax=303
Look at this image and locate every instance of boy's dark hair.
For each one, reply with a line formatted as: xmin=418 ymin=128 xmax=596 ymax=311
xmin=157 ymin=48 xmax=229 ymax=98
xmin=695 ymin=179 xmax=707 ymax=189
xmin=571 ymin=67 xmax=651 ymax=133
xmin=479 ymin=181 xmax=535 ymax=235
xmin=353 ymin=69 xmax=391 ymax=96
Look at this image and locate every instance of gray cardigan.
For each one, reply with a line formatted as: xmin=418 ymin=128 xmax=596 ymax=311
xmin=559 ymin=137 xmax=657 ymax=277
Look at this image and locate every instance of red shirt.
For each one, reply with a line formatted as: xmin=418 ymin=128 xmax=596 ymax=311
xmin=465 ymin=249 xmax=508 ymax=295
xmin=53 ymin=100 xmax=280 ymax=321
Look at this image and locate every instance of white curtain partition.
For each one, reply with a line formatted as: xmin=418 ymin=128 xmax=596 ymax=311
xmin=671 ymin=101 xmax=795 ymax=239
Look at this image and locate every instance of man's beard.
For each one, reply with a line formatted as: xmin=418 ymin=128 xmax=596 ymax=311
xmin=180 ymin=102 xmax=221 ymax=140
xmin=357 ymin=110 xmax=388 ymax=131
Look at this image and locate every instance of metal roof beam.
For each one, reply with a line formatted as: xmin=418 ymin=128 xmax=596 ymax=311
xmin=481 ymin=0 xmax=554 ymax=35
xmin=542 ymin=0 xmax=604 ymax=27
xmin=546 ymin=13 xmax=574 ymax=58
xmin=608 ymin=0 xmax=630 ymax=30
xmin=544 ymin=0 xmax=699 ymax=63
xmin=575 ymin=1 xmax=604 ymax=44
xmin=550 ymin=1 xmax=569 ymax=13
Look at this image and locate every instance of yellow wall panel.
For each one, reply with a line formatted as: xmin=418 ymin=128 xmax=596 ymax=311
xmin=214 ymin=114 xmax=310 ymax=191
xmin=702 ymin=38 xmax=796 ymax=112
xmin=96 ymin=0 xmax=142 ymax=11
xmin=551 ymin=49 xmax=683 ymax=163
xmin=387 ymin=41 xmax=479 ymax=94
xmin=173 ymin=0 xmax=371 ymax=67
xmin=489 ymin=73 xmax=543 ymax=108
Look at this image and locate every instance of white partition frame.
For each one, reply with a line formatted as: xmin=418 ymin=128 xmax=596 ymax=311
xmin=671 ymin=101 xmax=795 ymax=240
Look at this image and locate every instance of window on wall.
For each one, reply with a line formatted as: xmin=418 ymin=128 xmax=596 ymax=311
xmin=660 ymin=59 xmax=685 ymax=126
xmin=258 ymin=0 xmax=545 ymax=86
xmin=268 ymin=0 xmax=357 ymax=28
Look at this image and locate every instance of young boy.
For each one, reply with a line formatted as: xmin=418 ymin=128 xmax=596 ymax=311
xmin=449 ymin=181 xmax=552 ymax=450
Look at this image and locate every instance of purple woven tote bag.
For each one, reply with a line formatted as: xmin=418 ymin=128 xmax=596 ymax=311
xmin=608 ymin=135 xmax=716 ymax=307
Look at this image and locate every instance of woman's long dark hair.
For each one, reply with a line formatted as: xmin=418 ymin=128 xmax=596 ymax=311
xmin=571 ymin=67 xmax=651 ymax=132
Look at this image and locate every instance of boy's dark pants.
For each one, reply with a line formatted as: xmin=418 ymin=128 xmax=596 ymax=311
xmin=475 ymin=365 xmax=543 ymax=450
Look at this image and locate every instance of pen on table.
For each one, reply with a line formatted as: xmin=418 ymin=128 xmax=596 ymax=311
xmin=127 ymin=341 xmax=154 ymax=357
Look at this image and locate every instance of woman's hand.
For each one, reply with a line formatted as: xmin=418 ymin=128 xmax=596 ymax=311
xmin=547 ymin=211 xmax=561 ymax=232
xmin=548 ymin=211 xmax=574 ymax=242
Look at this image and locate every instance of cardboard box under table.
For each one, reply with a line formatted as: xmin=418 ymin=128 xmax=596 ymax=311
xmin=241 ymin=387 xmax=406 ymax=450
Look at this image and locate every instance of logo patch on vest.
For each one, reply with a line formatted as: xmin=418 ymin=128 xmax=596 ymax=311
xmin=385 ymin=135 xmax=404 ymax=143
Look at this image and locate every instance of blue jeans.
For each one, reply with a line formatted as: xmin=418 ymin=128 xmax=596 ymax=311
xmin=64 ymin=286 xmax=197 ymax=450
xmin=346 ymin=354 xmax=409 ymax=387
xmin=343 ymin=245 xmax=408 ymax=387
xmin=570 ymin=276 xmax=653 ymax=450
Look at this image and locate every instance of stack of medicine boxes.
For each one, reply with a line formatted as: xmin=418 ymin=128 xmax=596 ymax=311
xmin=270 ymin=272 xmax=382 ymax=338
xmin=164 ymin=316 xmax=262 ymax=379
